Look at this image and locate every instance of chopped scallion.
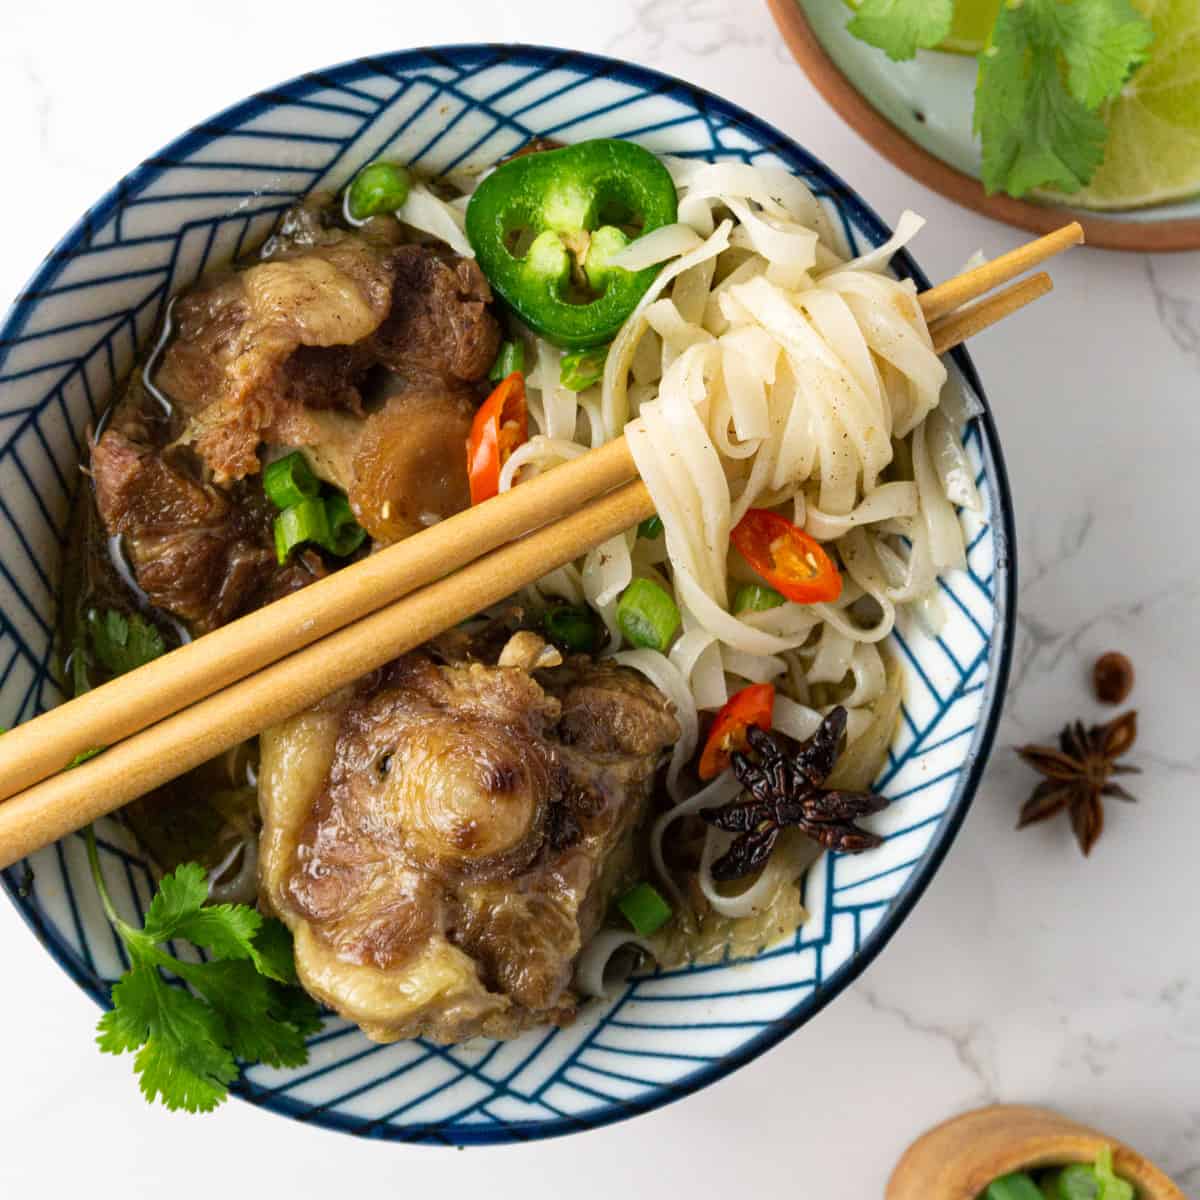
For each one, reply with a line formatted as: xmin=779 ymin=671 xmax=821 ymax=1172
xmin=1046 ymin=1166 xmax=1102 ymax=1200
xmin=322 ymin=494 xmax=367 ymax=557
xmin=637 ymin=515 xmax=663 ymax=540
xmin=274 ymin=498 xmax=329 ymax=565
xmin=263 ymin=452 xmax=320 ymax=510
xmin=733 ymin=583 xmax=785 ymax=613
xmin=542 ymin=604 xmax=600 ymax=654
xmin=560 ymin=344 xmax=608 ymax=392
xmin=488 ymin=339 xmax=526 ymax=381
xmin=617 ymin=882 xmax=672 ymax=936
xmin=616 ymin=578 xmax=680 ymax=652
xmin=984 ymin=1175 xmax=1045 ymax=1200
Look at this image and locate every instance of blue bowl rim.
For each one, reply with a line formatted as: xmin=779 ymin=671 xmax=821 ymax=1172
xmin=0 ymin=42 xmax=1016 ymax=1146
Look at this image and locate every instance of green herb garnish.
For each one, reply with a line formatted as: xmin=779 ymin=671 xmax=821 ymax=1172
xmin=87 ymin=830 xmax=321 ymax=1113
xmin=617 ymin=882 xmax=672 ymax=936
xmin=976 ymin=0 xmax=1153 ymax=197
xmin=616 ymin=578 xmax=681 ymax=653
xmin=848 ymin=0 xmax=954 ymax=61
xmin=844 ymin=0 xmax=1155 ymax=199
xmin=87 ymin=609 xmax=165 ymax=676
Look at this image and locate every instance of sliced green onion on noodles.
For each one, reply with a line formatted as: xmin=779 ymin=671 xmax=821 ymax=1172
xmin=617 ymin=882 xmax=672 ymax=936
xmin=616 ymin=578 xmax=680 ymax=652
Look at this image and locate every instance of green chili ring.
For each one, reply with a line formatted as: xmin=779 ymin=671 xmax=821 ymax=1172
xmin=465 ymin=138 xmax=678 ymax=350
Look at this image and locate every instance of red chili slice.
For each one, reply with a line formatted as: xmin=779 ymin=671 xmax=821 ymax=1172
xmin=698 ymin=683 xmax=775 ymax=781
xmin=466 ymin=372 xmax=528 ymax=505
xmin=730 ymin=508 xmax=842 ymax=605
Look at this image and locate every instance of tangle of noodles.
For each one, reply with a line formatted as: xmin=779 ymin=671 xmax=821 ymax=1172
xmin=448 ymin=154 xmax=982 ymax=968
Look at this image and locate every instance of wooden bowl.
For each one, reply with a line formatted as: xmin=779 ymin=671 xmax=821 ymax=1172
xmin=765 ymin=0 xmax=1200 ymax=252
xmin=887 ymin=1105 xmax=1187 ymax=1199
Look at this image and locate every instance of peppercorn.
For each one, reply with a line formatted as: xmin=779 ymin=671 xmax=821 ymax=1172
xmin=1093 ymin=651 xmax=1134 ymax=704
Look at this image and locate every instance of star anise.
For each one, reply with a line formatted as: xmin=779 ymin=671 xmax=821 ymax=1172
xmin=1015 ymin=709 xmax=1140 ymax=856
xmin=701 ymin=707 xmax=891 ymax=881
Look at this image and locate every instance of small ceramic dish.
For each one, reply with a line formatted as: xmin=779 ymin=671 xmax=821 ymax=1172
xmin=888 ymin=1104 xmax=1187 ymax=1199
xmin=767 ymin=0 xmax=1200 ymax=252
xmin=0 ymin=44 xmax=1015 ymax=1144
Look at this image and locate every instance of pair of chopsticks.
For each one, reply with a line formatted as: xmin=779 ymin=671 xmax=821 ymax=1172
xmin=0 ymin=221 xmax=1083 ymax=870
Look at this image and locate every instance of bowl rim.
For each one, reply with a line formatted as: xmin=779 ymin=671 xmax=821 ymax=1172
xmin=765 ymin=0 xmax=1200 ymax=254
xmin=0 ymin=42 xmax=1017 ymax=1145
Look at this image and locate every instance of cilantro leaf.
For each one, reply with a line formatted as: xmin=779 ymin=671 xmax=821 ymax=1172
xmin=139 ymin=862 xmax=214 ymax=942
xmin=1055 ymin=0 xmax=1154 ymax=109
xmin=975 ymin=0 xmax=1151 ymax=197
xmin=846 ymin=0 xmax=953 ymax=62
xmin=97 ymin=965 xmax=237 ymax=1113
xmin=184 ymin=959 xmax=313 ymax=1068
xmin=977 ymin=21 xmax=1110 ymax=197
xmin=88 ymin=608 xmax=166 ymax=676
xmin=247 ymin=913 xmax=303 ymax=985
xmin=86 ymin=839 xmax=322 ymax=1113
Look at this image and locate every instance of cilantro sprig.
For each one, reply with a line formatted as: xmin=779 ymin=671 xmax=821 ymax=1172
xmin=87 ymin=608 xmax=166 ymax=677
xmin=844 ymin=0 xmax=1155 ymax=199
xmin=85 ymin=828 xmax=322 ymax=1113
xmin=848 ymin=0 xmax=954 ymax=62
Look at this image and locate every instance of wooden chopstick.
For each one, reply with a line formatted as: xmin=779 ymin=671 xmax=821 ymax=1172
xmin=929 ymin=272 xmax=1053 ymax=356
xmin=0 ymin=227 xmax=1077 ymax=864
xmin=919 ymin=223 xmax=1082 ymax=323
xmin=0 ymin=481 xmax=654 ymax=868
xmin=0 ymin=435 xmax=637 ymax=805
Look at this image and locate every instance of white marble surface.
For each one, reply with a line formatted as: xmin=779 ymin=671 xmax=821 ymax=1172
xmin=1 ymin=1 xmax=1197 ymax=1195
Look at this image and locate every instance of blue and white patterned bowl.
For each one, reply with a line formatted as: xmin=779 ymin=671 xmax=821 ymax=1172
xmin=0 ymin=45 xmax=1015 ymax=1144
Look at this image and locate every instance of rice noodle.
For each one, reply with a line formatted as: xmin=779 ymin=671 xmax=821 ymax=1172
xmin=425 ymin=156 xmax=980 ymax=963
xmin=574 ymin=929 xmax=656 ymax=999
xmin=395 ymin=183 xmax=474 ymax=257
xmin=610 ymin=223 xmax=703 ymax=270
xmin=698 ymin=827 xmax=816 ymax=919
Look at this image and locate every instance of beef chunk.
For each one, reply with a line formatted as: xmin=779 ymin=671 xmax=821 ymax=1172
xmin=90 ymin=430 xmax=275 ymax=631
xmin=159 ymin=230 xmax=398 ymax=481
xmin=258 ymin=633 xmax=679 ymax=1043
xmin=346 ymin=379 xmax=476 ymax=543
xmin=369 ymin=245 xmax=500 ymax=384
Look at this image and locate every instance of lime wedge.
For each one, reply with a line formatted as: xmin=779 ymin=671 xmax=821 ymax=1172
xmin=840 ymin=0 xmax=1001 ymax=56
xmin=1063 ymin=0 xmax=1200 ymax=210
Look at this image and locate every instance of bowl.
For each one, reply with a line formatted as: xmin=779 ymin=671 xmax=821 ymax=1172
xmin=887 ymin=1105 xmax=1187 ymax=1199
xmin=767 ymin=0 xmax=1200 ymax=252
xmin=0 ymin=44 xmax=1016 ymax=1144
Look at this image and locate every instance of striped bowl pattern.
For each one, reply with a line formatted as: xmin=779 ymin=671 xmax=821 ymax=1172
xmin=0 ymin=45 xmax=1015 ymax=1144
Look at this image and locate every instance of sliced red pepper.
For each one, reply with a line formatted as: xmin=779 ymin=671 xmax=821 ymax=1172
xmin=731 ymin=508 xmax=842 ymax=605
xmin=698 ymin=683 xmax=775 ymax=781
xmin=467 ymin=372 xmax=528 ymax=505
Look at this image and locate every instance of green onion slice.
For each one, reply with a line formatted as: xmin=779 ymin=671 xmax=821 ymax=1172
xmin=984 ymin=1175 xmax=1045 ymax=1200
xmin=637 ymin=515 xmax=663 ymax=539
xmin=274 ymin=498 xmax=329 ymax=565
xmin=263 ymin=452 xmax=320 ymax=510
xmin=1092 ymin=1148 xmax=1133 ymax=1200
xmin=488 ymin=339 xmax=526 ymax=381
xmin=616 ymin=578 xmax=680 ymax=652
xmin=542 ymin=604 xmax=600 ymax=654
xmin=322 ymin=494 xmax=367 ymax=557
xmin=560 ymin=344 xmax=608 ymax=392
xmin=617 ymin=882 xmax=672 ymax=936
xmin=733 ymin=583 xmax=785 ymax=613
